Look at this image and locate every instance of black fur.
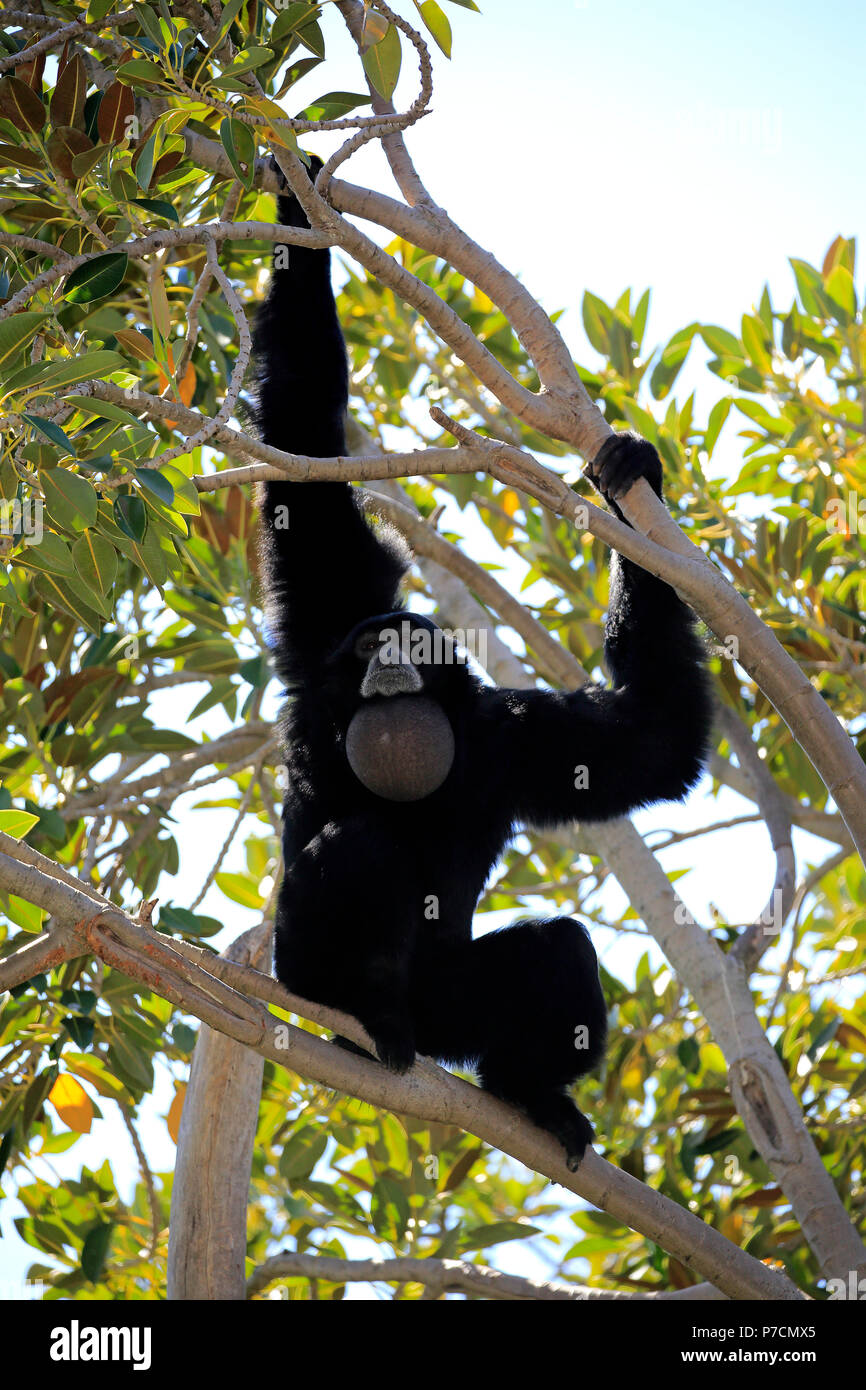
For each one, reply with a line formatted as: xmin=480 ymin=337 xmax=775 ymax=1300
xmin=253 ymin=174 xmax=712 ymax=1169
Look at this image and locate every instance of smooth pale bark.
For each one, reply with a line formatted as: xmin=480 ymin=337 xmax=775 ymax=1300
xmin=167 ymin=923 xmax=271 ymax=1301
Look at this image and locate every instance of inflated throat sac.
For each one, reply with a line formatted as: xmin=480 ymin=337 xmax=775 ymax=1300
xmin=345 ymin=695 xmax=455 ymax=802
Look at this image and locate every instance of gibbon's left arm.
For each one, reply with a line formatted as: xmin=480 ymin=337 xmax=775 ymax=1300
xmin=253 ymin=159 xmax=407 ymax=688
xmin=480 ymin=433 xmax=712 ymax=827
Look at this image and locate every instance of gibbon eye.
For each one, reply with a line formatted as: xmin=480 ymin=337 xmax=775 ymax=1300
xmin=354 ymin=633 xmax=380 ymax=659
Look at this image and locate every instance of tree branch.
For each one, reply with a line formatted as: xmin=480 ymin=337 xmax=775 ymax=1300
xmin=0 ymin=849 xmax=804 ymax=1301
xmin=247 ymin=1252 xmax=729 ymax=1301
xmin=720 ymin=705 xmax=797 ymax=970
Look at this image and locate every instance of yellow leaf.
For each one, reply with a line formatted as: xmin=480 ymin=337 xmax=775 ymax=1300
xmin=157 ymin=355 xmax=195 ymax=428
xmin=502 ymin=489 xmax=520 ymax=517
xmin=150 ymin=276 xmax=171 ymax=341
xmin=48 ymin=1073 xmax=94 ymax=1133
xmin=167 ymin=1083 xmax=186 ymax=1143
xmin=243 ymin=94 xmax=287 ymax=123
xmin=178 ymin=358 xmax=195 ymax=407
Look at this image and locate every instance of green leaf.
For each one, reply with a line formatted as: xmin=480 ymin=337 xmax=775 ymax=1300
xmin=824 ymin=264 xmax=856 ymax=318
xmin=239 ymin=654 xmax=267 ymax=687
xmin=132 ymin=2 xmax=165 ymax=49
xmin=134 ymin=129 xmax=160 ymax=190
xmin=6 ymin=895 xmax=45 ymax=934
xmin=415 ymin=1 xmax=452 ymax=57
xmin=117 ymin=59 xmax=173 ymax=88
xmin=187 ymin=678 xmax=234 ymax=721
xmin=789 ymin=258 xmax=826 ymax=318
xmin=0 ymin=809 xmax=40 ymax=840
xmin=621 ymin=399 xmax=658 ymax=438
xmin=128 ymin=727 xmax=195 ymax=751
xmin=83 ymin=88 xmax=103 ymax=143
xmin=677 ymin=1037 xmax=701 ymax=1073
xmin=134 ymin=467 xmax=175 ymax=506
xmin=129 ymin=196 xmax=178 ymax=223
xmin=73 ymin=530 xmax=117 ymax=595
xmin=701 ymin=325 xmax=742 ymax=357
xmin=632 ymin=288 xmax=650 ymax=350
xmin=114 ymin=493 xmax=148 ymax=541
xmin=272 ymin=2 xmax=318 ymax=46
xmin=279 ymin=1128 xmax=328 ymax=1180
xmin=63 ymin=395 xmax=142 ymax=428
xmin=20 ymin=441 xmax=60 ymax=469
xmin=34 ymin=571 xmax=103 ymax=631
xmin=20 ymin=802 xmax=63 ymax=841
xmin=735 ymin=399 xmax=781 ymax=432
xmin=18 ymin=529 xmax=75 ymax=575
xmin=808 ymin=1017 xmax=839 ymax=1058
xmin=0 ymin=311 xmax=51 ymax=376
xmin=301 ymin=91 xmax=371 ymax=121
xmin=22 ymin=1064 xmax=59 ymax=1131
xmin=460 ymin=1221 xmax=540 ymax=1252
xmin=211 ymin=0 xmax=247 ymax=46
xmin=650 ymin=324 xmax=697 ymax=398
xmin=582 ymin=290 xmax=612 ymax=355
xmin=64 ymin=253 xmax=129 ymax=306
xmin=161 ymin=464 xmax=200 ymax=515
xmin=217 ymin=46 xmax=274 ymax=78
xmin=160 ymin=904 xmax=222 ymax=938
xmin=64 ymin=1054 xmax=127 ymax=1099
xmin=273 ymin=55 xmax=322 ymax=97
xmin=297 ymin=19 xmax=325 ymax=58
xmin=108 ymin=1033 xmax=153 ymax=1091
xmin=362 ymin=22 xmax=401 ymax=99
xmin=129 ymin=523 xmax=168 ymax=589
xmin=705 ymin=396 xmax=731 ymax=456
xmin=5 ymin=351 xmax=126 ymax=396
xmin=215 ymin=871 xmax=264 ymax=909
xmin=41 ymin=468 xmax=99 ymax=530
xmin=219 ymin=116 xmax=256 ymax=190
xmin=183 ymin=640 xmax=241 ymax=674
xmin=172 ymin=1023 xmax=197 ymax=1051
xmin=371 ymin=1177 xmax=410 ymax=1240
xmin=70 ymin=142 xmax=110 ymax=180
xmin=21 ymin=413 xmax=77 ymax=457
xmin=741 ymin=314 xmax=772 ymax=373
xmin=62 ymin=1015 xmax=95 ymax=1049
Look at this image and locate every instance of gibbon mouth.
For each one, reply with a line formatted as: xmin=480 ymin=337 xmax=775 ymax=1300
xmin=360 ymin=656 xmax=424 ymax=699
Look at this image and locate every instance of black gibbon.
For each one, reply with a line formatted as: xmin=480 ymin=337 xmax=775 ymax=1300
xmin=252 ymin=167 xmax=711 ymax=1167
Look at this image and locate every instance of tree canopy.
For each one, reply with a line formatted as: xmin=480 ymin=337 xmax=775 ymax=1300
xmin=0 ymin=1 xmax=863 ymax=1303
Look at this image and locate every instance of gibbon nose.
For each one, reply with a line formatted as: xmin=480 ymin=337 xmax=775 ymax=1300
xmin=360 ymin=651 xmax=423 ymax=698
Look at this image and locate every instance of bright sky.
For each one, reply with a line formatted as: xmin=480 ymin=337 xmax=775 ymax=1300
xmin=3 ymin=0 xmax=863 ymax=1294
xmin=317 ymin=0 xmax=866 ymax=374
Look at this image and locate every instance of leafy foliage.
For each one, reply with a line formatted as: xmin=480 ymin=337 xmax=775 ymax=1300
xmin=0 ymin=1 xmax=863 ymax=1300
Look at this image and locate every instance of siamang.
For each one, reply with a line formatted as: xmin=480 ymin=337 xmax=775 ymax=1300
xmin=253 ymin=167 xmax=711 ymax=1169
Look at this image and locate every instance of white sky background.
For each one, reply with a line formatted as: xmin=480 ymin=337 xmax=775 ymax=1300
xmin=3 ymin=0 xmax=865 ymax=1294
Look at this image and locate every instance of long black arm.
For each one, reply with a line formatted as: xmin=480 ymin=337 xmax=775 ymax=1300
xmin=253 ymin=174 xmax=406 ymax=684
xmin=481 ymin=434 xmax=712 ymax=826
